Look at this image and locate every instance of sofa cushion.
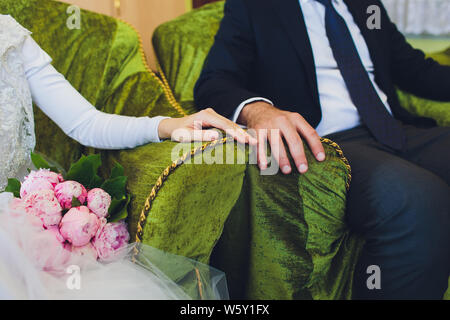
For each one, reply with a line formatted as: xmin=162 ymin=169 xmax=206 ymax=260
xmin=153 ymin=1 xmax=225 ymax=113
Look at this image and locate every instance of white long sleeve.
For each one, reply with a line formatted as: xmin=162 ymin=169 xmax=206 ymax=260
xmin=21 ymin=36 xmax=169 ymax=150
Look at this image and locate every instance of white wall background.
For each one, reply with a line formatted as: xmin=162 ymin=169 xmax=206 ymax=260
xmin=382 ymin=0 xmax=450 ymax=36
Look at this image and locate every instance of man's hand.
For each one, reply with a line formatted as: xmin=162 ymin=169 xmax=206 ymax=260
xmin=238 ymin=102 xmax=325 ymax=174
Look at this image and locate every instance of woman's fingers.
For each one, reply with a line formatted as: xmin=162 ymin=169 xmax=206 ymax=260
xmin=171 ymin=125 xmax=254 ymax=144
xmin=198 ymin=129 xmax=220 ymax=141
xmin=172 ymin=128 xmax=218 ymax=142
xmin=198 ymin=108 xmax=257 ymax=145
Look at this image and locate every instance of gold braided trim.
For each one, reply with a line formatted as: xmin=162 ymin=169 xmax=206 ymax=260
xmin=117 ymin=18 xmax=187 ymax=117
xmin=155 ymin=60 xmax=179 ymax=109
xmin=321 ymin=138 xmax=352 ymax=190
xmin=135 ymin=137 xmax=228 ymax=244
xmin=135 ymin=137 xmax=351 ymax=245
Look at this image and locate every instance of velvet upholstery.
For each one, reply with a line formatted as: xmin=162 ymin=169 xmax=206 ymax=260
xmin=395 ymin=47 xmax=450 ymax=127
xmin=153 ymin=2 xmax=225 ymax=112
xmin=0 ymin=0 xmax=353 ymax=299
xmin=1 ymin=0 xmax=447 ymax=299
xmin=153 ymin=1 xmax=450 ymax=299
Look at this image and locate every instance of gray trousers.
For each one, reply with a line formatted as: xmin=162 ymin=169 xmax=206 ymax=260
xmin=327 ymin=124 xmax=450 ymax=299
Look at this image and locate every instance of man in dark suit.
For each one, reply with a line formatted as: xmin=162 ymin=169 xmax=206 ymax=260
xmin=194 ymin=0 xmax=450 ymax=299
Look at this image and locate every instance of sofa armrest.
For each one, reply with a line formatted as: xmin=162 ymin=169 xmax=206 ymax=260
xmin=103 ymin=138 xmax=247 ymax=264
xmin=103 ymin=136 xmax=361 ymax=299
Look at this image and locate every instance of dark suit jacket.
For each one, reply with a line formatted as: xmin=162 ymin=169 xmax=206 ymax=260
xmin=194 ymin=0 xmax=450 ymax=128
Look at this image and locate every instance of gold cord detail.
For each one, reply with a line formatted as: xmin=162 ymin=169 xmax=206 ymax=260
xmin=135 ymin=137 xmax=351 ymax=244
xmin=135 ymin=137 xmax=228 ymax=244
xmin=117 ymin=18 xmax=187 ymax=117
xmin=320 ymin=138 xmax=352 ymax=190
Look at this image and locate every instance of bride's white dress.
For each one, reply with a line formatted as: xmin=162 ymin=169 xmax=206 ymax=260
xmin=0 ymin=15 xmax=228 ymax=300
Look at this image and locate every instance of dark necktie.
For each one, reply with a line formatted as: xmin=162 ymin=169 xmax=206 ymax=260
xmin=314 ymin=0 xmax=405 ymax=150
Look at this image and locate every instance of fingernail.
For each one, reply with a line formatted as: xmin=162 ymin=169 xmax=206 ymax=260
xmin=316 ymin=152 xmax=325 ymax=161
xmin=282 ymin=166 xmax=291 ymax=174
xmin=299 ymin=164 xmax=308 ymax=173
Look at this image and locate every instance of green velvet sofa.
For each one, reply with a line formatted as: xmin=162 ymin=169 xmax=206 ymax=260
xmin=152 ymin=1 xmax=450 ymax=299
xmin=1 ymin=0 xmax=448 ymax=299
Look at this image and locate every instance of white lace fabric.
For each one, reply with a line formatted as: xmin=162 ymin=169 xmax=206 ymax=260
xmin=0 ymin=15 xmax=35 ymax=190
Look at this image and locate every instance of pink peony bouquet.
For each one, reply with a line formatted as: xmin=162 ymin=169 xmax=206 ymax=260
xmin=3 ymin=153 xmax=131 ymax=263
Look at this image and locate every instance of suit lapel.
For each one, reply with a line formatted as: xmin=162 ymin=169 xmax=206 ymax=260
xmin=275 ymin=0 xmax=319 ymax=106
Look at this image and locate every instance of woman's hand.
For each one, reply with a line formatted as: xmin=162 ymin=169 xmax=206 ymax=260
xmin=158 ymin=108 xmax=257 ymax=145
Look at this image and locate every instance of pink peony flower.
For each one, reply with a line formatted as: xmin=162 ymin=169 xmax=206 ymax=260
xmin=92 ymin=221 xmax=130 ymax=261
xmin=87 ymin=188 xmax=111 ymax=218
xmin=24 ymin=189 xmax=62 ymax=227
xmin=60 ymin=206 xmax=100 ymax=247
xmin=54 ymin=181 xmax=87 ymax=210
xmin=20 ymin=178 xmax=54 ymax=199
xmin=20 ymin=169 xmax=63 ymax=198
xmin=27 ymin=169 xmax=64 ymax=187
xmin=72 ymin=242 xmax=98 ymax=260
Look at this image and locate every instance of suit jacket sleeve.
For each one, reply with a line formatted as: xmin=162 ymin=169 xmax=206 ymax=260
xmin=194 ymin=0 xmax=261 ymax=118
xmin=384 ymin=7 xmax=450 ymax=101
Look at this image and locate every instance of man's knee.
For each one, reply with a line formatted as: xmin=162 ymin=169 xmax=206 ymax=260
xmin=347 ymin=161 xmax=450 ymax=244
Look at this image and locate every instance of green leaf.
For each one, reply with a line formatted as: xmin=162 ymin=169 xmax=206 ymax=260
xmin=66 ymin=154 xmax=103 ymax=189
xmin=110 ymin=162 xmax=125 ymax=179
xmin=108 ymin=194 xmax=130 ymax=223
xmin=31 ymin=152 xmax=60 ymax=173
xmin=31 ymin=152 xmax=51 ymax=169
xmin=101 ymin=176 xmax=127 ymax=200
xmin=108 ymin=197 xmax=125 ymax=215
xmin=3 ymin=178 xmax=21 ymax=198
xmin=102 ymin=162 xmax=129 ymax=222
xmin=71 ymin=196 xmax=83 ymax=207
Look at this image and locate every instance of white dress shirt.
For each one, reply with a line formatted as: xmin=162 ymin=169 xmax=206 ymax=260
xmin=233 ymin=0 xmax=393 ymax=137
xmin=22 ymin=35 xmax=168 ymax=149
